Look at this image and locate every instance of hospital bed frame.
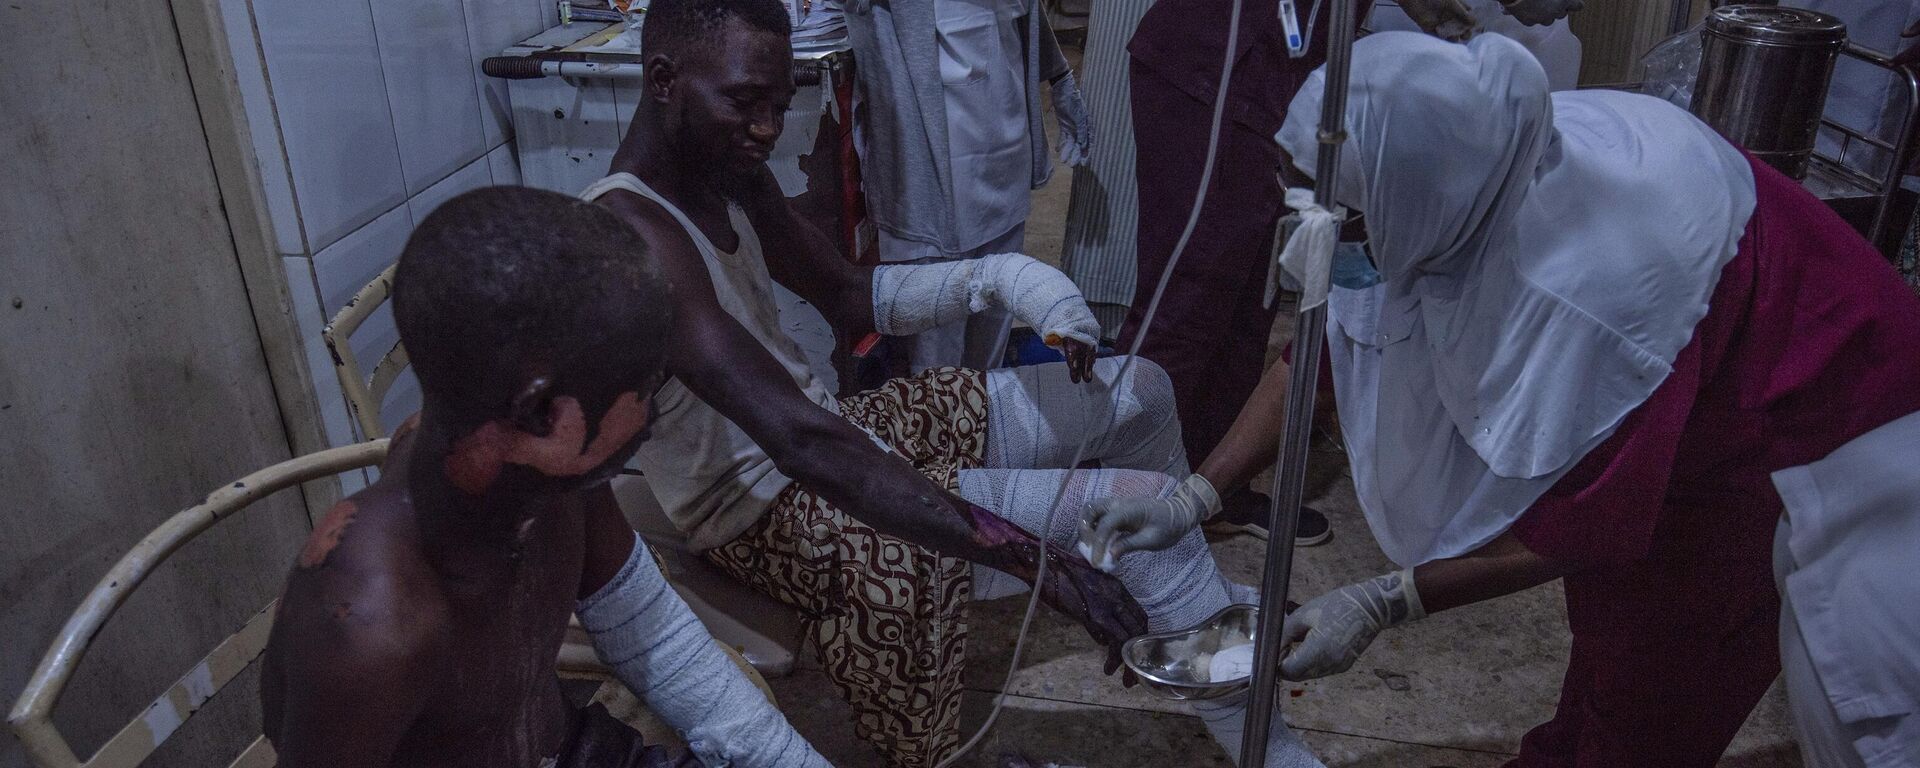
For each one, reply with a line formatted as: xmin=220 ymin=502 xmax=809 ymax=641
xmin=1801 ymin=44 xmax=1920 ymax=258
xmin=6 ymin=441 xmax=773 ymax=768
xmin=1599 ymin=42 xmax=1920 ymax=259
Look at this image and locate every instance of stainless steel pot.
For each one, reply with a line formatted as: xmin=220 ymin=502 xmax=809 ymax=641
xmin=1690 ymin=4 xmax=1847 ymax=179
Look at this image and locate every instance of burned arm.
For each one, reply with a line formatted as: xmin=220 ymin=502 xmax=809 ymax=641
xmin=625 ymin=198 xmax=1144 ymax=653
xmin=661 ymin=234 xmax=996 ymax=552
xmin=262 ymin=519 xmax=447 ymax=768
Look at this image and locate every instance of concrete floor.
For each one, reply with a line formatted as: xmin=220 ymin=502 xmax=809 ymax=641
xmin=760 ymin=40 xmax=1805 ymax=768
xmin=768 ymin=462 xmax=1803 ymax=768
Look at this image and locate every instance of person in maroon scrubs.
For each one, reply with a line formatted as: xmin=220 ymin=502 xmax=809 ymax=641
xmin=1117 ymin=0 xmax=1497 ymax=541
xmin=1087 ymin=33 xmax=1920 ymax=766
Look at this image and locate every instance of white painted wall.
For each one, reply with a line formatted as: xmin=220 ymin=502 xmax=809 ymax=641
xmin=220 ymin=0 xmax=558 ymax=484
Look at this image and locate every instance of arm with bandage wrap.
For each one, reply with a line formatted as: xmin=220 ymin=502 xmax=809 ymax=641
xmin=577 ymin=533 xmax=830 ymax=767
xmin=871 ymin=252 xmax=1103 ymax=349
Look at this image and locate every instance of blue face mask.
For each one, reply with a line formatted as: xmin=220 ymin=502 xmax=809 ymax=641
xmin=1331 ymin=241 xmax=1381 ymax=289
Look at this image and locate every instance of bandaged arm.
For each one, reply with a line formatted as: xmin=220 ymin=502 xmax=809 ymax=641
xmin=577 ymin=533 xmax=828 ymax=767
xmin=872 ymin=252 xmax=1102 ymax=348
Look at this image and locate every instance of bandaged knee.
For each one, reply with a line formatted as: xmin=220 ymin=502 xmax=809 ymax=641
xmin=872 ymin=252 xmax=1101 ymax=349
xmin=577 ymin=533 xmax=828 ymax=767
xmin=1193 ymin=692 xmax=1327 ymax=768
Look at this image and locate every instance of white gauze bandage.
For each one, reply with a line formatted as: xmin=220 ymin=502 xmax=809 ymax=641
xmin=577 ymin=534 xmax=829 ymax=767
xmin=872 ymin=252 xmax=1102 ymax=349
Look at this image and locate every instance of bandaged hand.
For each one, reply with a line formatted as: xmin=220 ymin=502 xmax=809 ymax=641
xmin=1279 ymin=570 xmax=1425 ymax=681
xmin=1052 ymin=72 xmax=1093 ymax=167
xmin=1500 ymin=0 xmax=1582 ymax=26
xmin=1078 ymin=474 xmax=1221 ymax=570
xmin=1396 ymin=0 xmax=1478 ymax=40
xmin=873 ymin=252 xmax=1102 ymax=361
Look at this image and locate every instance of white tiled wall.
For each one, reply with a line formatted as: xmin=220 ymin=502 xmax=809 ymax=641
xmin=231 ymin=0 xmax=546 ymax=444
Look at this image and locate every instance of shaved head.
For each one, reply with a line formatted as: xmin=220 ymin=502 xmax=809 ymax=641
xmin=393 ymin=185 xmax=673 ymax=426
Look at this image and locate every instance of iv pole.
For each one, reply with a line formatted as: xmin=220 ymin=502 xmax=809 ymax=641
xmin=1238 ymin=0 xmax=1355 ymax=763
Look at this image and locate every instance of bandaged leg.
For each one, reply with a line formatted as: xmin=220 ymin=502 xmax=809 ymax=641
xmin=578 ymin=533 xmax=828 ymax=767
xmin=957 ymin=470 xmax=1325 ymax=768
xmin=1191 ymin=691 xmax=1325 ymax=768
xmin=981 ymin=356 xmax=1185 ymax=475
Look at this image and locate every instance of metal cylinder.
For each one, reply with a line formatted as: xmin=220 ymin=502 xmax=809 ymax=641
xmin=1690 ymin=4 xmax=1846 ymax=179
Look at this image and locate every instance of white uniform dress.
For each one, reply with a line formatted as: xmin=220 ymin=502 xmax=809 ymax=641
xmin=877 ymin=0 xmax=1033 ymax=372
xmin=1772 ymin=410 xmax=1920 ymax=768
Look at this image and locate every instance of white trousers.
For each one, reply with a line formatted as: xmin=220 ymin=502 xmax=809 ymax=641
xmin=957 ymin=357 xmax=1325 ymax=768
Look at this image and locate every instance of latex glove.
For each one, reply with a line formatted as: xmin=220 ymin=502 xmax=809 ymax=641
xmin=1052 ymin=73 xmax=1093 ymax=167
xmin=1078 ymin=474 xmax=1221 ymax=571
xmin=1395 ymin=0 xmax=1478 ymax=41
xmin=1278 ymin=570 xmax=1425 ymax=680
xmin=1500 ymin=0 xmax=1582 ymax=26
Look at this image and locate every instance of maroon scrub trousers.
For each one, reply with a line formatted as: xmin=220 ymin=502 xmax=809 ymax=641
xmin=1505 ymin=154 xmax=1920 ymax=766
xmin=1119 ymin=0 xmax=1358 ymax=465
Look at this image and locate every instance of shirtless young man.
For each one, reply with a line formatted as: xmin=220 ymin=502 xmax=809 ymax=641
xmin=587 ymin=2 xmax=1323 ymax=766
xmin=259 ymin=187 xmax=828 ymax=768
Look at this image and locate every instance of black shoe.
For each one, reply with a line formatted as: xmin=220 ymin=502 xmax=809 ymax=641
xmin=1293 ymin=506 xmax=1332 ymax=547
xmin=1204 ymin=490 xmax=1332 ymax=547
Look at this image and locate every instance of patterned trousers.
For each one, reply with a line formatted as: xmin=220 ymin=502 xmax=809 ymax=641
xmin=703 ymin=368 xmax=989 ymax=768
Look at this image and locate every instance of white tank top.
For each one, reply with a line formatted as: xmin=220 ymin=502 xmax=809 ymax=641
xmin=581 ymin=173 xmax=838 ymax=550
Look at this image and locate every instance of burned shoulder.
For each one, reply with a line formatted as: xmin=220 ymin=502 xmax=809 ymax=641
xmin=280 ymin=484 xmax=449 ymax=660
xmin=262 ymin=588 xmax=444 ymax=764
xmin=295 ymin=482 xmax=410 ymax=571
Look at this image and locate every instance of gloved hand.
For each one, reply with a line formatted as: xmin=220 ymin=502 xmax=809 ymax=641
xmin=1278 ymin=570 xmax=1425 ymax=680
xmin=1052 ymin=72 xmax=1093 ymax=167
xmin=1079 ymin=474 xmax=1221 ymax=571
xmin=1395 ymin=0 xmax=1478 ymax=41
xmin=1500 ymin=0 xmax=1583 ymax=26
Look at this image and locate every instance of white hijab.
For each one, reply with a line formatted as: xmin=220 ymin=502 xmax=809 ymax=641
xmin=1278 ymin=33 xmax=1757 ymax=565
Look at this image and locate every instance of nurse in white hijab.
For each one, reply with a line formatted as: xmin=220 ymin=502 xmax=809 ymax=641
xmin=1091 ymin=27 xmax=1920 ymax=764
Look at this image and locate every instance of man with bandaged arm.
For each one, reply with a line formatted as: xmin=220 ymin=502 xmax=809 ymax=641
xmin=581 ymin=1 xmax=1327 ymax=765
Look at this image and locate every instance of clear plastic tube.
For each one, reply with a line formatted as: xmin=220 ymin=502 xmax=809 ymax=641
xmin=933 ymin=1 xmax=1248 ymax=764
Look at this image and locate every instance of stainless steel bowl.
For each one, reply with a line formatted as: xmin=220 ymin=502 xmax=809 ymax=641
xmin=1122 ymin=603 xmax=1260 ymax=701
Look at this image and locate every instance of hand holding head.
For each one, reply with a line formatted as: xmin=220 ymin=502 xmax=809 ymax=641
xmin=393 ymin=186 xmax=674 ymax=495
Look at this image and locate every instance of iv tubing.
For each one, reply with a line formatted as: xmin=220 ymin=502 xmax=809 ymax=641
xmin=932 ymin=2 xmax=1247 ymax=765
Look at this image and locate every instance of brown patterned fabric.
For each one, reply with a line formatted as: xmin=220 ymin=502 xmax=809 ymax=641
xmin=704 ymin=367 xmax=989 ymax=768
